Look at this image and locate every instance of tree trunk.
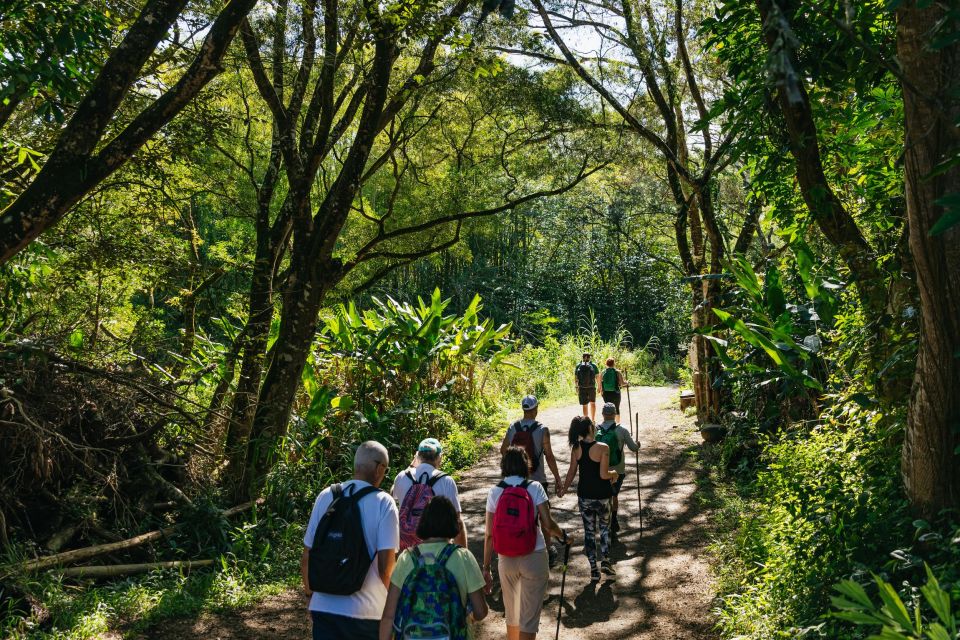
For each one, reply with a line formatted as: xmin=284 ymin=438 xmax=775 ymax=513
xmin=897 ymin=2 xmax=960 ymax=518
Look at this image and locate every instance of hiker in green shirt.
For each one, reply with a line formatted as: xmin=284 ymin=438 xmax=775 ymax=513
xmin=574 ymin=352 xmax=601 ymax=422
xmin=600 ymin=357 xmax=629 ymax=422
xmin=596 ymin=402 xmax=639 ymax=533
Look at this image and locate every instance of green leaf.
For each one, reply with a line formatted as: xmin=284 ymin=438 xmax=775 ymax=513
xmin=929 ymin=193 xmax=960 ymax=236
xmin=68 ymin=328 xmax=84 ymax=350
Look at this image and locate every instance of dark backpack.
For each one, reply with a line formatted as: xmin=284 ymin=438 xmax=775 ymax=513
xmin=398 ymin=470 xmax=447 ymax=551
xmin=308 ymin=483 xmax=381 ymax=595
xmin=510 ymin=421 xmax=542 ymax=473
xmin=393 ymin=544 xmax=468 ymax=640
xmin=596 ymin=424 xmax=623 ymax=467
xmin=575 ymin=362 xmax=595 ymax=388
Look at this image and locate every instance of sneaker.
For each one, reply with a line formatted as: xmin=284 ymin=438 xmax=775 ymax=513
xmin=590 ymin=566 xmax=600 ymax=581
xmin=601 ymin=560 xmax=616 ymax=575
xmin=548 ymin=543 xmax=559 ymax=568
xmin=611 ymin=514 xmax=620 ymax=532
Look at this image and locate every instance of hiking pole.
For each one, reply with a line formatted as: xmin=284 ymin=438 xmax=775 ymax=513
xmin=555 ymin=530 xmax=571 ymax=640
xmin=635 ymin=410 xmax=643 ymax=536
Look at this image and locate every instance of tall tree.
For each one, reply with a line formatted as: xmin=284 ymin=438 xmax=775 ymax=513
xmin=897 ymin=1 xmax=960 ymax=517
xmin=519 ymin=0 xmax=754 ymax=420
xmin=0 ymin=0 xmax=259 ymax=262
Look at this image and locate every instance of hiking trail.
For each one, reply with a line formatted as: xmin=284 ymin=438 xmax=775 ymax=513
xmin=138 ymin=385 xmax=717 ymax=639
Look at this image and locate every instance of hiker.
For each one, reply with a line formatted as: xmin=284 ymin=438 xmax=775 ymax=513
xmin=379 ymin=496 xmax=488 ymax=640
xmin=600 ymin=357 xmax=629 ymax=421
xmin=560 ymin=416 xmax=618 ymax=581
xmin=574 ymin=352 xmax=600 ymax=422
xmin=392 ymin=438 xmax=467 ymax=549
xmin=499 ymin=395 xmax=563 ymax=497
xmin=302 ymin=441 xmax=399 ymax=640
xmin=596 ymin=402 xmax=640 ymax=533
xmin=483 ymin=446 xmax=568 ymax=640
xmin=500 ymin=395 xmax=565 ymax=565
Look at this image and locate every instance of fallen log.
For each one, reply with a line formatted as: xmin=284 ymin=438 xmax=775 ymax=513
xmin=11 ymin=500 xmax=261 ymax=574
xmin=58 ymin=559 xmax=214 ymax=579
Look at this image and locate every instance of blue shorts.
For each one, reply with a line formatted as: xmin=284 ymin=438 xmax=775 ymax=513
xmin=311 ymin=611 xmax=378 ymax=640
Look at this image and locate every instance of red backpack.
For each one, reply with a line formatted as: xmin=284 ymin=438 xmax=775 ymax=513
xmin=398 ymin=470 xmax=446 ymax=550
xmin=510 ymin=421 xmax=542 ymax=474
xmin=492 ymin=480 xmax=537 ymax=557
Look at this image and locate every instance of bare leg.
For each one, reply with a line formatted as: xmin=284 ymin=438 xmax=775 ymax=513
xmin=507 ymin=625 xmax=520 ymax=640
xmin=520 ymin=633 xmax=537 ymax=640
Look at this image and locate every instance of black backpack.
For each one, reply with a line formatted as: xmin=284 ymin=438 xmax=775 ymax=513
xmin=308 ymin=483 xmax=382 ymax=595
xmin=575 ymin=362 xmax=595 ymax=388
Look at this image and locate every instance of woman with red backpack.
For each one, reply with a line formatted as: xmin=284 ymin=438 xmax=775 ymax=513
xmin=483 ymin=446 xmax=567 ymax=640
xmin=559 ymin=416 xmax=619 ymax=581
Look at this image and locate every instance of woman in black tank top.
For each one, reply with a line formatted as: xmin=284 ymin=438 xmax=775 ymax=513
xmin=560 ymin=416 xmax=619 ymax=579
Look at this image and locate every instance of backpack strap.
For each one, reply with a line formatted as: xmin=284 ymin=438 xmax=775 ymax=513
xmin=497 ymin=480 xmax=509 ymax=489
xmin=435 ymin=543 xmax=457 ymax=565
xmin=346 ymin=485 xmax=381 ymax=503
xmin=405 ymin=469 xmax=414 ymax=482
xmin=519 ymin=479 xmax=530 ymax=490
xmin=426 ymin=472 xmax=446 ymax=487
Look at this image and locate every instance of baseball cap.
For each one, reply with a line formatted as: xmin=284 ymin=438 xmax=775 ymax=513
xmin=521 ymin=395 xmax=539 ymax=411
xmin=602 ymin=402 xmax=617 ymax=416
xmin=418 ymin=438 xmax=443 ymax=455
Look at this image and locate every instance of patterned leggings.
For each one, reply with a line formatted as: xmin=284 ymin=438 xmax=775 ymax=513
xmin=578 ymin=497 xmax=611 ymax=567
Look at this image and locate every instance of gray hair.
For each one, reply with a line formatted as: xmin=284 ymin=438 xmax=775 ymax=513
xmin=354 ymin=440 xmax=389 ymax=475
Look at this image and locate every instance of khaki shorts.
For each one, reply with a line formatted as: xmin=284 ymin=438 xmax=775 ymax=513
xmin=499 ymin=549 xmax=549 ymax=633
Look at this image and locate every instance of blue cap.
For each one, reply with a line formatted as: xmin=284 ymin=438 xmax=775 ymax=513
xmin=418 ymin=438 xmax=443 ymax=454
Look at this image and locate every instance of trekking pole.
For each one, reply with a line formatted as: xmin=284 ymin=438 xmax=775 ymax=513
xmin=555 ymin=530 xmax=571 ymax=640
xmin=635 ymin=411 xmax=643 ymax=536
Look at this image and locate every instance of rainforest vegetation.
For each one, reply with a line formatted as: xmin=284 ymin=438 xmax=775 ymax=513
xmin=0 ymin=0 xmax=958 ymax=637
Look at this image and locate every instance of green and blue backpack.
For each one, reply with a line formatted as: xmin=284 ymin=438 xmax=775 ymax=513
xmin=393 ymin=544 xmax=467 ymax=640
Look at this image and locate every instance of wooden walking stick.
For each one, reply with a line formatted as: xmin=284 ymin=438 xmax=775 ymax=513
xmin=555 ymin=530 xmax=571 ymax=640
xmin=635 ymin=410 xmax=643 ymax=535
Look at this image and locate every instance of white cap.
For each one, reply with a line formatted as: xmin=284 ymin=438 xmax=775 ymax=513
xmin=521 ymin=395 xmax=539 ymax=411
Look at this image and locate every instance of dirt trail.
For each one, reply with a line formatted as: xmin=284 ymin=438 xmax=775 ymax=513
xmin=141 ymin=386 xmax=716 ymax=639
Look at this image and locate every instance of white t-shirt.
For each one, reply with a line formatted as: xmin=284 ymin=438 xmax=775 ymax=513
xmin=302 ymin=479 xmax=399 ymax=619
xmin=485 ymin=476 xmax=549 ymax=551
xmin=391 ymin=463 xmax=462 ymax=513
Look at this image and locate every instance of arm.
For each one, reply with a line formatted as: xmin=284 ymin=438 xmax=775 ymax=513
xmin=455 ymin=513 xmax=468 ymax=548
xmin=468 ymin=588 xmax=489 ymax=621
xmin=379 ymin=584 xmax=401 ymax=640
xmin=562 ymin=445 xmax=579 ymax=495
xmin=621 ymin=426 xmax=640 ymax=453
xmin=598 ymin=444 xmax=618 ymax=481
xmin=537 ymin=501 xmax=564 ymax=547
xmin=499 ymin=429 xmax=512 ymax=455
xmin=596 ymin=370 xmax=602 ymax=393
xmin=618 ymin=370 xmax=629 ymax=388
xmin=482 ymin=511 xmax=494 ymax=594
xmin=377 ymin=549 xmax=397 ymax=590
xmin=300 ymin=547 xmax=311 ymax=595
xmin=541 ymin=429 xmax=563 ymax=492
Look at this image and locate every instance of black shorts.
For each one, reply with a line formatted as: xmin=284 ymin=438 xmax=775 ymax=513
xmin=611 ymin=472 xmax=625 ymax=496
xmin=602 ymin=390 xmax=621 ymax=413
xmin=578 ymin=387 xmax=597 ymax=405
xmin=312 ymin=611 xmax=378 ymax=640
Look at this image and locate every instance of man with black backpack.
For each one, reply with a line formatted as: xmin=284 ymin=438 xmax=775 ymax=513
xmin=574 ymin=352 xmax=600 ymax=422
xmin=595 ymin=402 xmax=639 ymax=533
xmin=392 ymin=437 xmax=467 ymax=549
xmin=301 ymin=440 xmax=399 ymax=640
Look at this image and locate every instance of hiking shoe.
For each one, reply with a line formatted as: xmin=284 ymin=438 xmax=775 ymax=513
xmin=590 ymin=566 xmax=600 ymax=581
xmin=548 ymin=543 xmax=559 ymax=568
xmin=611 ymin=514 xmax=620 ymax=532
xmin=601 ymin=560 xmax=616 ymax=576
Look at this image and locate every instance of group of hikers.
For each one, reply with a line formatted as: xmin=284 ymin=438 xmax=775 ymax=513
xmin=302 ymin=354 xmax=637 ymax=640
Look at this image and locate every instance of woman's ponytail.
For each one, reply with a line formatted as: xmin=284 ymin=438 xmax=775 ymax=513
xmin=568 ymin=416 xmax=593 ymax=448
